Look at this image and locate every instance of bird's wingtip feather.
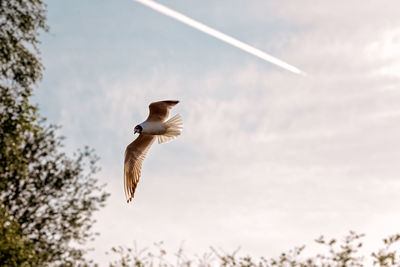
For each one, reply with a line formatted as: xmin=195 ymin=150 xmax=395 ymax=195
xmin=164 ymin=100 xmax=179 ymax=105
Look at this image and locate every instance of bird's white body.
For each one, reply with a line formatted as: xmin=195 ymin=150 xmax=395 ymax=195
xmin=139 ymin=121 xmax=167 ymax=135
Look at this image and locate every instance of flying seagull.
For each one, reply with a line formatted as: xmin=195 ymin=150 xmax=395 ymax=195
xmin=124 ymin=100 xmax=183 ymax=202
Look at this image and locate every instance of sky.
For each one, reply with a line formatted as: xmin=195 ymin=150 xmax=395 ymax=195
xmin=34 ymin=0 xmax=400 ymax=265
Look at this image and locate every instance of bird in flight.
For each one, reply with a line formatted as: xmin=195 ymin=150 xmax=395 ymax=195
xmin=124 ymin=100 xmax=183 ymax=203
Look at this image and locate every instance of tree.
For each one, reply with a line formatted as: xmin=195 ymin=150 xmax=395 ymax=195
xmin=109 ymin=232 xmax=400 ymax=267
xmin=0 ymin=0 xmax=109 ymax=265
xmin=0 ymin=209 xmax=39 ymax=266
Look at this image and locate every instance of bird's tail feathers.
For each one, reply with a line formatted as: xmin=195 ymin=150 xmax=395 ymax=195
xmin=158 ymin=114 xmax=183 ymax=144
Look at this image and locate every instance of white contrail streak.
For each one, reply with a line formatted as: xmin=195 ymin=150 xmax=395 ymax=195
xmin=133 ymin=0 xmax=304 ymax=75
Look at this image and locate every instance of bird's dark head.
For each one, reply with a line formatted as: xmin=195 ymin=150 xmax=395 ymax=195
xmin=134 ymin=125 xmax=143 ymax=134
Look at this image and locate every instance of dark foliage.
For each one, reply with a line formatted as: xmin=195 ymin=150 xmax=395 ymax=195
xmin=1 ymin=0 xmax=109 ymax=265
xmin=0 ymin=209 xmax=38 ymax=266
xmin=0 ymin=0 xmax=47 ymax=89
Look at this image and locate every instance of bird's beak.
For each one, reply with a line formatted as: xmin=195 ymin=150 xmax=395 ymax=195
xmin=134 ymin=129 xmax=139 ymax=134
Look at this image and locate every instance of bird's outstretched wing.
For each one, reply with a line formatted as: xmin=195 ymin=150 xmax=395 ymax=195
xmin=146 ymin=100 xmax=179 ymax=122
xmin=124 ymin=134 xmax=156 ymax=202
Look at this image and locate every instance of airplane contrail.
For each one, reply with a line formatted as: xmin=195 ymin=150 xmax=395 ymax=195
xmin=132 ymin=0 xmax=305 ymax=75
